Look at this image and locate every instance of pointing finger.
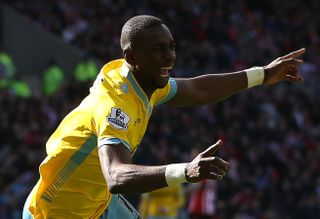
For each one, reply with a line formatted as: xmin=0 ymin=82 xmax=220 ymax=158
xmin=201 ymin=140 xmax=223 ymax=157
xmin=280 ymin=48 xmax=305 ymax=60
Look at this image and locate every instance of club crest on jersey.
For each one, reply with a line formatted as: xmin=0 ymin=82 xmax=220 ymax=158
xmin=107 ymin=107 xmax=130 ymax=130
xmin=120 ymin=83 xmax=129 ymax=94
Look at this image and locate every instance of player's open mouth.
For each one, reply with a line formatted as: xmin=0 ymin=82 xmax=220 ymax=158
xmin=160 ymin=66 xmax=173 ymax=78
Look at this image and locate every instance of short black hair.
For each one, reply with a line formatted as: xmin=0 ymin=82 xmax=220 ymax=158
xmin=120 ymin=15 xmax=163 ymax=51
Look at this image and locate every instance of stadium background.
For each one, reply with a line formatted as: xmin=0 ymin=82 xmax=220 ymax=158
xmin=0 ymin=0 xmax=319 ymax=218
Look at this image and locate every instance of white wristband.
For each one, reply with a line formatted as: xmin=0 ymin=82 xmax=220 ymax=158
xmin=165 ymin=163 xmax=187 ymax=186
xmin=245 ymin=67 xmax=265 ymax=88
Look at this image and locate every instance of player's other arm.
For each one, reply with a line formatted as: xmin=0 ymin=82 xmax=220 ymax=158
xmin=168 ymin=48 xmax=305 ymax=107
xmin=98 ymin=143 xmax=167 ymax=194
xmin=98 ymin=140 xmax=229 ymax=194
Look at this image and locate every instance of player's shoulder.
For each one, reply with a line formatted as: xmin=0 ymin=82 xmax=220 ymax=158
xmin=100 ymin=59 xmax=124 ymax=76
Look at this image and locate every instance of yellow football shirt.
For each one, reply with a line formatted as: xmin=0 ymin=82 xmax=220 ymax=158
xmin=27 ymin=59 xmax=177 ymax=218
xmin=139 ymin=184 xmax=185 ymax=218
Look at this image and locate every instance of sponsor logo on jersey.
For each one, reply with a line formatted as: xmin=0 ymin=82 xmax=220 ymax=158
xmin=107 ymin=107 xmax=130 ymax=130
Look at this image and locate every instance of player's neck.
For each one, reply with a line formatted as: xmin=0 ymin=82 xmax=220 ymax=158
xmin=127 ymin=64 xmax=155 ymax=99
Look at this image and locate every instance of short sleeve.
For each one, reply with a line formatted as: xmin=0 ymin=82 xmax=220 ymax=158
xmin=152 ymin=78 xmax=177 ymax=105
xmin=92 ymin=96 xmax=132 ymax=151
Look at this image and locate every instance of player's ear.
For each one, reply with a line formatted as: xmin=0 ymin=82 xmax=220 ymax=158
xmin=123 ymin=48 xmax=135 ymax=66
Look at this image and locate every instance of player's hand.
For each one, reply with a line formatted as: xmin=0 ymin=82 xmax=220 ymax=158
xmin=185 ymin=140 xmax=229 ymax=183
xmin=263 ymin=48 xmax=305 ymax=85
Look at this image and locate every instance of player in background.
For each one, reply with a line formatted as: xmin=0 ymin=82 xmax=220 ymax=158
xmin=139 ymin=184 xmax=185 ymax=219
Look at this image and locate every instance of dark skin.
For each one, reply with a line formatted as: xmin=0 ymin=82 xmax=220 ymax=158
xmin=98 ymin=24 xmax=305 ymax=194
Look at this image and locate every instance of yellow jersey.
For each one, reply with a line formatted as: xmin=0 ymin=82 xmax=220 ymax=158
xmin=27 ymin=59 xmax=177 ymax=218
xmin=139 ymin=184 xmax=185 ymax=218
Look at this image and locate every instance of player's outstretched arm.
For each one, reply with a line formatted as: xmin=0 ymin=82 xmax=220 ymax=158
xmin=168 ymin=48 xmax=305 ymax=107
xmin=98 ymin=140 xmax=229 ymax=194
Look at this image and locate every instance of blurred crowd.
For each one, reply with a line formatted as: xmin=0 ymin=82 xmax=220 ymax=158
xmin=1 ymin=0 xmax=320 ymax=218
xmin=3 ymin=0 xmax=320 ymax=74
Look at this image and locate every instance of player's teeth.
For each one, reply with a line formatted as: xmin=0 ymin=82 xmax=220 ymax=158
xmin=161 ymin=66 xmax=173 ymax=70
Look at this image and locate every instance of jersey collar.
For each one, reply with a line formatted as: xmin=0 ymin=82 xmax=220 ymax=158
xmin=121 ymin=63 xmax=149 ymax=109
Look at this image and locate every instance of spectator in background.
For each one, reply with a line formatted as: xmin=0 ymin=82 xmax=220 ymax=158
xmin=187 ymin=181 xmax=218 ymax=219
xmin=0 ymin=49 xmax=16 ymax=79
xmin=74 ymin=54 xmax=98 ymax=82
xmin=0 ymin=50 xmax=31 ymax=97
xmin=139 ymin=184 xmax=185 ymax=219
xmin=0 ymin=49 xmax=16 ymax=89
xmin=42 ymin=60 xmax=64 ymax=96
xmin=11 ymin=75 xmax=32 ymax=98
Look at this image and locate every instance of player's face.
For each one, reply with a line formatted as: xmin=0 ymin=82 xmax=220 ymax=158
xmin=132 ymin=24 xmax=176 ymax=90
